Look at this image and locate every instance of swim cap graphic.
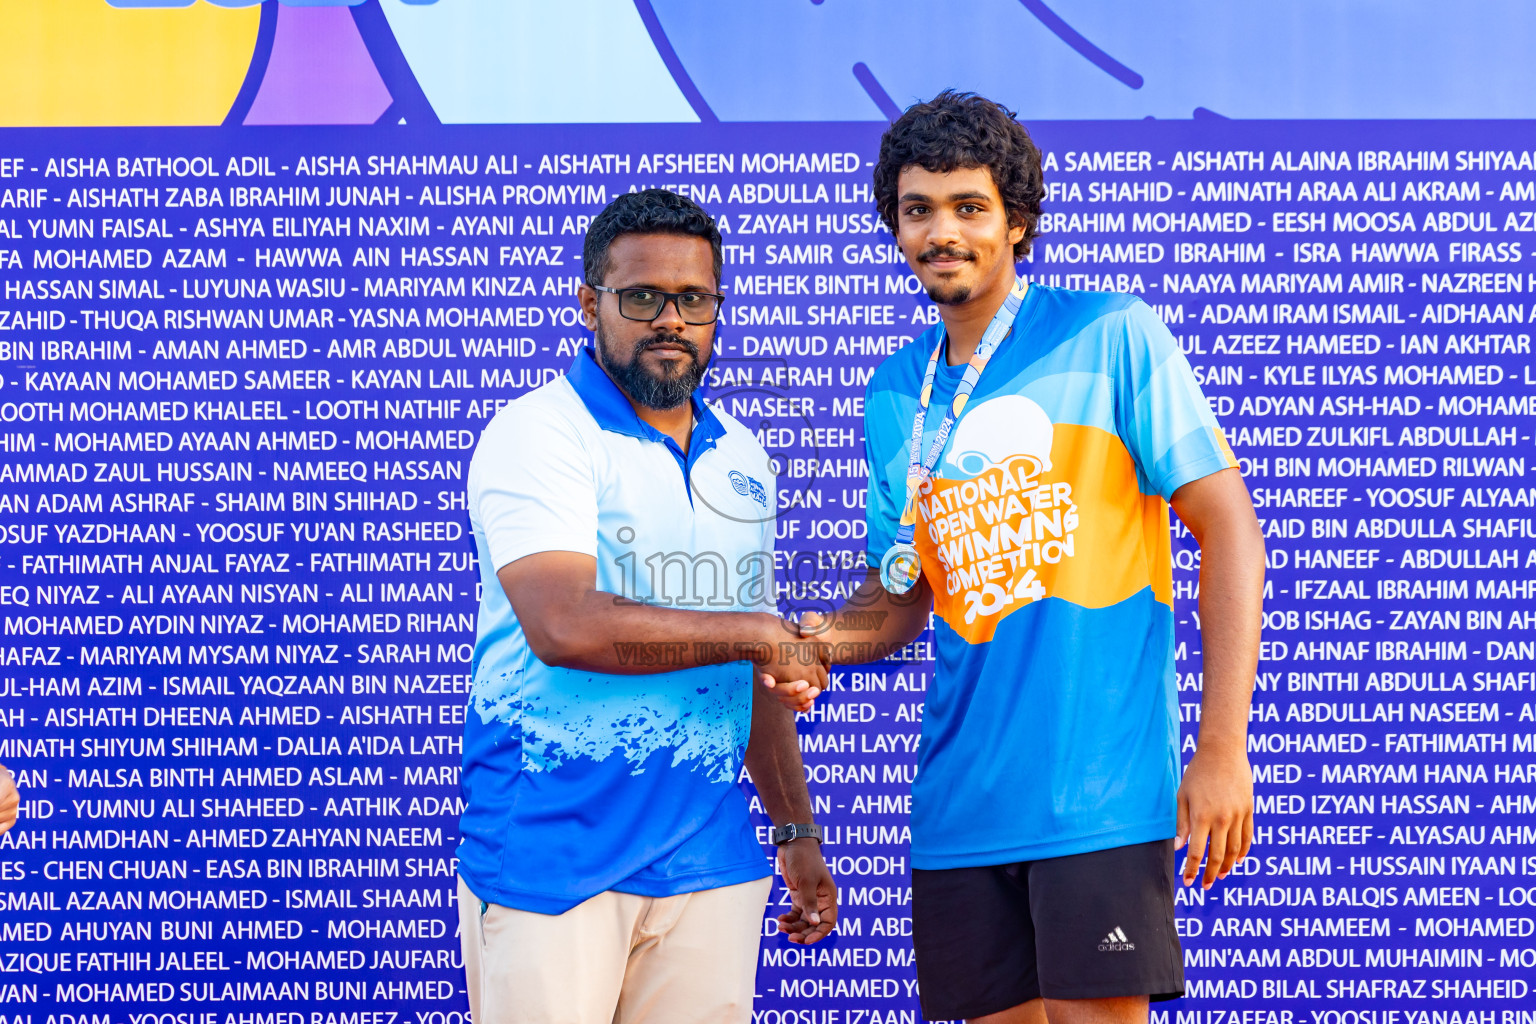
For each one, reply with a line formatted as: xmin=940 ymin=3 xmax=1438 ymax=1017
xmin=945 ymin=395 xmax=1054 ymax=479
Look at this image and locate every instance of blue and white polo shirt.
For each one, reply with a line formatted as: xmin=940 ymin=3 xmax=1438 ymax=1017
xmin=459 ymin=346 xmax=777 ymax=914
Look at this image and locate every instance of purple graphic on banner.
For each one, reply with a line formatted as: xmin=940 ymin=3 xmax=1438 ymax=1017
xmin=243 ymin=3 xmax=391 ymax=124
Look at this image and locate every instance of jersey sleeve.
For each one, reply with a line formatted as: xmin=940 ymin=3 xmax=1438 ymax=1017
xmin=863 ymin=374 xmax=903 ymax=569
xmin=1116 ymin=299 xmax=1239 ymax=501
xmin=469 ymin=402 xmax=598 ymax=570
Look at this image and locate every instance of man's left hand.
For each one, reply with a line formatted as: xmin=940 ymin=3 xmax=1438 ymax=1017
xmin=1176 ymin=747 xmax=1253 ymax=889
xmin=774 ymin=839 xmax=837 ymax=944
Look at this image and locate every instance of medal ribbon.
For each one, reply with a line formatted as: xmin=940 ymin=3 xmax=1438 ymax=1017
xmin=894 ymin=276 xmax=1029 ymax=545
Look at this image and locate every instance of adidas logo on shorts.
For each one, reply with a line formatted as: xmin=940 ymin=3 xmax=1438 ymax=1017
xmin=1098 ymin=927 xmax=1136 ymax=952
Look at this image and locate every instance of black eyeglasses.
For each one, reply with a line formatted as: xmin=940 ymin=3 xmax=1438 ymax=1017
xmin=593 ymin=285 xmax=725 ymax=325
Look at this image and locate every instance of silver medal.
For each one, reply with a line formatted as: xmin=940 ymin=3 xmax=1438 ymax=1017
xmin=879 ymin=542 xmax=922 ymax=595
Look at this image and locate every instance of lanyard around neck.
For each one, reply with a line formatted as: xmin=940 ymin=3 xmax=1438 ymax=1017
xmin=895 ymin=277 xmax=1029 ymax=543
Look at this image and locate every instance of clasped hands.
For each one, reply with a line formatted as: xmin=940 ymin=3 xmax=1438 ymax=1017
xmin=758 ymin=611 xmax=832 ymax=713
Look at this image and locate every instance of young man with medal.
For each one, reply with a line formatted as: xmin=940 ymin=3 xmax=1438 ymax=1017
xmin=458 ymin=189 xmax=837 ymax=1024
xmin=776 ymin=92 xmax=1266 ymax=1023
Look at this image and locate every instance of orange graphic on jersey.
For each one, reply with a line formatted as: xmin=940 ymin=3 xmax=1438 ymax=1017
xmin=915 ymin=421 xmax=1174 ymax=645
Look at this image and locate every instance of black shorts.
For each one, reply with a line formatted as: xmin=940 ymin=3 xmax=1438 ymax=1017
xmin=911 ymin=839 xmax=1183 ymax=1019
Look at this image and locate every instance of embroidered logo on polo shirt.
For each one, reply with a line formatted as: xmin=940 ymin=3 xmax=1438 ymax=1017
xmin=731 ymin=470 xmax=768 ymax=507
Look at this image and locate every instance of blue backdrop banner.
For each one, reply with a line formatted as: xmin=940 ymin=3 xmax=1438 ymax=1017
xmin=2 ymin=4 xmax=1536 ymax=1023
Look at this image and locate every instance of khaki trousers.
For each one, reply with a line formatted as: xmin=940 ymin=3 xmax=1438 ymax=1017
xmin=458 ymin=875 xmax=772 ymax=1024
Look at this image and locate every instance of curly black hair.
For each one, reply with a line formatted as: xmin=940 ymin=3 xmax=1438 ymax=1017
xmin=873 ymin=90 xmax=1046 ymax=260
xmin=582 ymin=188 xmax=723 ymax=287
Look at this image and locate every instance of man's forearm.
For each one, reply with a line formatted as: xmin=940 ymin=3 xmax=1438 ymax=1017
xmin=1193 ymin=521 xmax=1265 ymax=751
xmin=535 ymin=594 xmax=792 ymax=675
xmin=747 ymin=676 xmax=839 ymax=944
xmin=745 ymin=676 xmax=816 ymax=823
xmin=497 ymin=552 xmax=830 ymax=688
xmin=1169 ymin=469 xmax=1265 ymax=885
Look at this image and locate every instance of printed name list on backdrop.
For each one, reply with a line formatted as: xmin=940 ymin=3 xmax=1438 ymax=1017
xmin=0 ymin=121 xmax=1534 ymax=1024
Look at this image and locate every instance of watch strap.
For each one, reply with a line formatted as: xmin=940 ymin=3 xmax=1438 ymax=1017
xmin=770 ymin=822 xmax=823 ymax=845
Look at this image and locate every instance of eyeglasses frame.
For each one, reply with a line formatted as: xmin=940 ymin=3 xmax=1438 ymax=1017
xmin=591 ymin=284 xmax=727 ymax=325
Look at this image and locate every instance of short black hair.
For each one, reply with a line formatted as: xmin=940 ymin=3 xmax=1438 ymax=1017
xmin=873 ymin=90 xmax=1045 ymax=260
xmin=582 ymin=188 xmax=723 ymax=286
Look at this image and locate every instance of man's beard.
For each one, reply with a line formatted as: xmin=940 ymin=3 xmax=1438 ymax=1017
xmin=925 ymin=280 xmax=972 ymax=305
xmin=918 ymin=244 xmax=976 ymax=305
xmin=594 ymin=325 xmax=706 ymax=410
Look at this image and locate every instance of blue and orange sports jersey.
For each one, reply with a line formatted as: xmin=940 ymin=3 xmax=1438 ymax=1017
xmin=865 ymin=285 xmax=1238 ymax=869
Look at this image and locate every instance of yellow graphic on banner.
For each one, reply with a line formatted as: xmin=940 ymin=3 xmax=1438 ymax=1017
xmin=0 ymin=0 xmax=258 ymax=127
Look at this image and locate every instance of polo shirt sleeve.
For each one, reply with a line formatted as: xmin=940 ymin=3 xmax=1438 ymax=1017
xmin=470 ymin=402 xmax=598 ymax=570
xmin=1116 ymin=299 xmax=1239 ymax=501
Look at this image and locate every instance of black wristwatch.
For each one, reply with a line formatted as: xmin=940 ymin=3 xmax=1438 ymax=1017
xmin=770 ymin=823 xmax=823 ymax=846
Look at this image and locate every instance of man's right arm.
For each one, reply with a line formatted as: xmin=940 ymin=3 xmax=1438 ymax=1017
xmin=476 ymin=402 xmax=826 ymax=688
xmin=499 ymin=552 xmax=828 ymax=688
xmin=765 ymin=566 xmax=932 ymax=711
xmin=760 ymin=371 xmax=934 ymax=708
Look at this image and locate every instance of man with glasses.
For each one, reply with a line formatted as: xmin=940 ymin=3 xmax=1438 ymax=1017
xmin=457 ymin=188 xmax=837 ymax=1024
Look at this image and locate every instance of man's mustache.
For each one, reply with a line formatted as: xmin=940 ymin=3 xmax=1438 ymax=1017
xmin=638 ymin=334 xmax=700 ymax=358
xmin=918 ymin=245 xmax=975 ymax=263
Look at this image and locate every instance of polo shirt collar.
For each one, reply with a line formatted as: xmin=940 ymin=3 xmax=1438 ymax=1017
xmin=566 ymin=345 xmax=724 ymax=456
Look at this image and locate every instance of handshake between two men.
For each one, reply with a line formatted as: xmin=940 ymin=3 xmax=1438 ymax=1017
xmin=456 ymin=103 xmax=1263 ymax=1023
xmin=759 ymin=623 xmax=830 ymax=714
xmin=457 ymin=126 xmax=1266 ymax=1021
xmin=760 ymin=563 xmax=936 ymax=715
